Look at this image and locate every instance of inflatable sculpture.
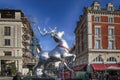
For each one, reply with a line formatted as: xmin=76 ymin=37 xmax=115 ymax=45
xmin=33 ymin=27 xmax=76 ymax=78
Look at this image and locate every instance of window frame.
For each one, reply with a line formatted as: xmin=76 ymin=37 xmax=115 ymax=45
xmin=92 ymin=56 xmax=103 ymax=63
xmin=5 ymin=39 xmax=11 ymax=46
xmin=108 ymin=40 xmax=114 ymax=49
xmin=94 ymin=16 xmax=100 ymax=22
xmin=4 ymin=26 xmax=11 ymax=36
xmin=108 ymin=27 xmax=114 ymax=36
xmin=95 ymin=39 xmax=101 ymax=49
xmin=108 ymin=17 xmax=114 ymax=23
xmin=107 ymin=57 xmax=117 ymax=63
xmin=4 ymin=51 xmax=12 ymax=56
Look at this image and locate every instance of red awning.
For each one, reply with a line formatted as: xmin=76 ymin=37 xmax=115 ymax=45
xmin=91 ymin=64 xmax=120 ymax=71
xmin=74 ymin=64 xmax=86 ymax=71
xmin=91 ymin=64 xmax=106 ymax=71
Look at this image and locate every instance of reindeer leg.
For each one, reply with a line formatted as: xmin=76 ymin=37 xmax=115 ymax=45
xmin=33 ymin=60 xmax=45 ymax=77
xmin=42 ymin=61 xmax=51 ymax=78
xmin=63 ymin=53 xmax=76 ymax=65
xmin=63 ymin=62 xmax=74 ymax=78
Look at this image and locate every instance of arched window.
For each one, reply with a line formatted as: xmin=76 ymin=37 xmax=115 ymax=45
xmin=92 ymin=56 xmax=103 ymax=63
xmin=107 ymin=57 xmax=117 ymax=63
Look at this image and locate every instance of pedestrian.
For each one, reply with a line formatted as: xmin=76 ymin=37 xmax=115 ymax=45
xmin=13 ymin=72 xmax=22 ymax=80
xmin=88 ymin=72 xmax=92 ymax=80
xmin=104 ymin=71 xmax=110 ymax=80
xmin=97 ymin=72 xmax=102 ymax=80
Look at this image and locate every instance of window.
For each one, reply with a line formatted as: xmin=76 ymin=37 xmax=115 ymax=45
xmin=95 ymin=40 xmax=101 ymax=49
xmin=4 ymin=27 xmax=11 ymax=36
xmin=94 ymin=6 xmax=100 ymax=10
xmin=107 ymin=57 xmax=117 ymax=63
xmin=95 ymin=27 xmax=100 ymax=35
xmin=92 ymin=56 xmax=103 ymax=63
xmin=95 ymin=16 xmax=100 ymax=22
xmin=108 ymin=28 xmax=114 ymax=36
xmin=108 ymin=7 xmax=113 ymax=11
xmin=5 ymin=39 xmax=10 ymax=46
xmin=108 ymin=40 xmax=114 ymax=49
xmin=108 ymin=17 xmax=114 ymax=23
xmin=4 ymin=51 xmax=12 ymax=56
xmin=1 ymin=11 xmax=15 ymax=18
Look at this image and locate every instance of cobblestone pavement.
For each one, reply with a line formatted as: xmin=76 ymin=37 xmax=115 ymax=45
xmin=0 ymin=77 xmax=13 ymax=80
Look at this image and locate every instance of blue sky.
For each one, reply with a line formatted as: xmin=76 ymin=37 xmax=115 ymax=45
xmin=0 ymin=0 xmax=120 ymax=50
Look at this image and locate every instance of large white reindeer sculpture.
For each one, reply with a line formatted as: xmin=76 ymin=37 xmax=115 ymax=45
xmin=33 ymin=27 xmax=76 ymax=78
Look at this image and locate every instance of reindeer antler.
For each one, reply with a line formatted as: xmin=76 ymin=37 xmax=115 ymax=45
xmin=38 ymin=26 xmax=50 ymax=36
xmin=38 ymin=26 xmax=57 ymax=36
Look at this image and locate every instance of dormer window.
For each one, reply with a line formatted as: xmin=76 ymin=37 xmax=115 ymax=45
xmin=91 ymin=1 xmax=101 ymax=10
xmin=107 ymin=2 xmax=114 ymax=11
xmin=94 ymin=6 xmax=100 ymax=10
xmin=108 ymin=7 xmax=113 ymax=11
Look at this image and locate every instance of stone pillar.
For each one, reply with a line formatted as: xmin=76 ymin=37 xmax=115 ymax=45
xmin=15 ymin=60 xmax=18 ymax=70
xmin=18 ymin=60 xmax=22 ymax=72
xmin=0 ymin=60 xmax=1 ymax=73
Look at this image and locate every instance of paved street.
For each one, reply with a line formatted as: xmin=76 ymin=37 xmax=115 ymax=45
xmin=0 ymin=77 xmax=13 ymax=80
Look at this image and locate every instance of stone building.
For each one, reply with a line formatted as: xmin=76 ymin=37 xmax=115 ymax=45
xmin=0 ymin=9 xmax=40 ymax=75
xmin=74 ymin=1 xmax=120 ymax=72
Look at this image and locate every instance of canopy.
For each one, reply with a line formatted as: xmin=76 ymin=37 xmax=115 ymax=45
xmin=104 ymin=66 xmax=120 ymax=70
xmin=91 ymin=64 xmax=120 ymax=71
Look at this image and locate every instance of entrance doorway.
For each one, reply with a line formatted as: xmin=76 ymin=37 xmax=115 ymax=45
xmin=1 ymin=60 xmax=16 ymax=76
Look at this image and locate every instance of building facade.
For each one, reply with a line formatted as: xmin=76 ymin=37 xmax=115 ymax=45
xmin=74 ymin=1 xmax=120 ymax=72
xmin=0 ymin=9 xmax=39 ymax=75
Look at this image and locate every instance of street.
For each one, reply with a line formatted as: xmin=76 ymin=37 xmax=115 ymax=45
xmin=0 ymin=77 xmax=13 ymax=80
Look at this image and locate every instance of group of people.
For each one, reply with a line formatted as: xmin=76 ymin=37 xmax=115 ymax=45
xmin=91 ymin=71 xmax=120 ymax=80
xmin=12 ymin=72 xmax=32 ymax=80
xmin=97 ymin=71 xmax=109 ymax=80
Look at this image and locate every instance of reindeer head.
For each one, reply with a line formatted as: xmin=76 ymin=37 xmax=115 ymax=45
xmin=38 ymin=27 xmax=64 ymax=41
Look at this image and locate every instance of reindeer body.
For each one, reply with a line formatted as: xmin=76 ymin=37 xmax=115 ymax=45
xmin=33 ymin=27 xmax=76 ymax=78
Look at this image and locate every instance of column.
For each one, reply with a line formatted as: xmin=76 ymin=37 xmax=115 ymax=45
xmin=0 ymin=60 xmax=1 ymax=73
xmin=15 ymin=60 xmax=18 ymax=71
xmin=18 ymin=60 xmax=22 ymax=72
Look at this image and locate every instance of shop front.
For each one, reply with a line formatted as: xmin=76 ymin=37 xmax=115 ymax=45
xmin=91 ymin=64 xmax=120 ymax=79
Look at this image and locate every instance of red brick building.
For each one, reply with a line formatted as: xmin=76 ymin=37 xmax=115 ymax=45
xmin=74 ymin=1 xmax=120 ymax=72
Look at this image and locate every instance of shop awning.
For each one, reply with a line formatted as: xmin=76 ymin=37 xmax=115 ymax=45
xmin=104 ymin=64 xmax=120 ymax=70
xmin=74 ymin=64 xmax=87 ymax=71
xmin=91 ymin=64 xmax=106 ymax=71
xmin=91 ymin=64 xmax=120 ymax=71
